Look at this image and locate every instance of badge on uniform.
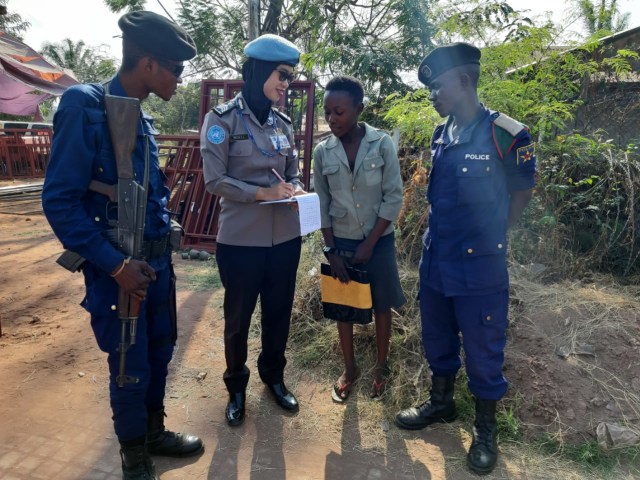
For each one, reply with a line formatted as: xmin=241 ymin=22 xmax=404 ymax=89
xmin=516 ymin=143 xmax=535 ymax=165
xmin=207 ymin=125 xmax=225 ymax=144
xmin=270 ymin=129 xmax=291 ymax=150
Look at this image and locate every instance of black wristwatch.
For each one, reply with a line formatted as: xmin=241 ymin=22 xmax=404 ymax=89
xmin=323 ymin=246 xmax=338 ymax=257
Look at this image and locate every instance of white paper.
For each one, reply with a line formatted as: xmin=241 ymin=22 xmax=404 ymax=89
xmin=260 ymin=192 xmax=321 ymax=235
xmin=294 ymin=193 xmax=321 ymax=235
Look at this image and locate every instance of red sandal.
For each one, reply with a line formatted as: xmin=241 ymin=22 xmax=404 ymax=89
xmin=370 ymin=378 xmax=388 ymax=400
xmin=370 ymin=363 xmax=390 ymax=400
xmin=332 ymin=377 xmax=356 ymax=403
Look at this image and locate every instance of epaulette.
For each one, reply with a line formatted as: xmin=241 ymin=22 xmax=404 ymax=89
xmin=492 ymin=112 xmax=526 ymax=136
xmin=491 ymin=112 xmax=528 ymax=159
xmin=431 ymin=123 xmax=446 ymax=146
xmin=273 ymin=109 xmax=292 ymax=124
xmin=213 ymin=99 xmax=237 ymax=117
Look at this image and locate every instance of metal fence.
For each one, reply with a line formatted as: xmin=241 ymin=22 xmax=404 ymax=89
xmin=0 ymin=129 xmax=52 ymax=178
xmin=1 ymin=80 xmax=316 ymax=253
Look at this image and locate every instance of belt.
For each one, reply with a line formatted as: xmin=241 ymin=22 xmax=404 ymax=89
xmin=141 ymin=235 xmax=170 ymax=259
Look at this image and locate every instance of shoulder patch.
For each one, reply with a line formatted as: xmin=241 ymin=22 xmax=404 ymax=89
xmin=516 ymin=143 xmax=536 ymax=166
xmin=213 ymin=100 xmax=237 ymax=117
xmin=273 ymin=109 xmax=291 ymax=124
xmin=206 ymin=125 xmax=226 ymax=145
xmin=492 ymin=113 xmax=526 ymax=137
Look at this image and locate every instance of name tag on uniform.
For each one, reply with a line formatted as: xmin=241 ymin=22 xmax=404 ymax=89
xmin=270 ymin=130 xmax=291 ymax=150
xmin=230 ymin=134 xmax=249 ymax=142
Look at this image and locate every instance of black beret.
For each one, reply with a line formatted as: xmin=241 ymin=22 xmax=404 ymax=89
xmin=418 ymin=42 xmax=481 ymax=86
xmin=118 ymin=11 xmax=197 ymax=61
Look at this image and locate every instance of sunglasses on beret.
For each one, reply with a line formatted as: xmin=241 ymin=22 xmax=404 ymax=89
xmin=275 ymin=69 xmax=296 ymax=84
xmin=155 ymin=58 xmax=185 ymax=78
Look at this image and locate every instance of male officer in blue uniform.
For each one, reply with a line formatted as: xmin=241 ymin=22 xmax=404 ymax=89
xmin=42 ymin=11 xmax=203 ymax=480
xmin=394 ymin=43 xmax=536 ymax=475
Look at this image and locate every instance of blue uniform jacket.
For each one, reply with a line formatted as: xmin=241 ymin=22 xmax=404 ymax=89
xmin=42 ymin=76 xmax=172 ymax=276
xmin=422 ymin=106 xmax=536 ymax=296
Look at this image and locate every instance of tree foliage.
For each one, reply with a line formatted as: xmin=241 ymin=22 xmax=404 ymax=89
xmin=382 ymin=7 xmax=640 ymax=277
xmin=142 ymin=81 xmax=202 ymax=134
xmin=102 ymin=0 xmax=435 ymax=99
xmin=511 ymin=135 xmax=640 ymax=277
xmin=384 ymin=11 xmax=638 ymax=146
xmin=433 ymin=0 xmax=535 ymax=45
xmin=300 ymin=0 xmax=435 ymax=97
xmin=177 ymin=0 xmax=248 ymax=78
xmin=571 ymin=0 xmax=630 ymax=37
xmin=40 ymin=39 xmax=117 ymax=84
xmin=0 ymin=0 xmax=30 ymax=40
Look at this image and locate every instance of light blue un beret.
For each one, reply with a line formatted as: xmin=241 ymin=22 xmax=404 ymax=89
xmin=244 ymin=34 xmax=300 ymax=66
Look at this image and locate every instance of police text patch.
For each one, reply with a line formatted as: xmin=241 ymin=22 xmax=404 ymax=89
xmin=207 ymin=125 xmax=225 ymax=145
xmin=516 ymin=143 xmax=535 ymax=165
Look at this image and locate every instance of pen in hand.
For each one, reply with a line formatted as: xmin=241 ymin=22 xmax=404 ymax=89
xmin=271 ymin=168 xmax=286 ymax=183
xmin=271 ymin=168 xmax=295 ymax=200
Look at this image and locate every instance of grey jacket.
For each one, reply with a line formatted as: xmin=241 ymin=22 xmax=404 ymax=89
xmin=313 ymin=123 xmax=403 ymax=240
xmin=201 ymin=94 xmax=303 ymax=247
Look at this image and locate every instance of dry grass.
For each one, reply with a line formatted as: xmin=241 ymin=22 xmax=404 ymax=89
xmin=510 ymin=269 xmax=640 ymax=437
xmin=285 ymin=235 xmax=640 ymax=472
xmin=290 ymin=233 xmax=426 ymax=398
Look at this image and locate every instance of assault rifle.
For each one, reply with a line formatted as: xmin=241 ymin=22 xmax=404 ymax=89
xmin=104 ymin=94 xmax=147 ymax=388
xmin=56 ymin=95 xmax=146 ymax=388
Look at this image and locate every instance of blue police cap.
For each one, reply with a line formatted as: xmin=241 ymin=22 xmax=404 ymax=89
xmin=244 ymin=34 xmax=300 ymax=66
xmin=119 ymin=11 xmax=197 ymax=62
xmin=418 ymin=42 xmax=481 ymax=86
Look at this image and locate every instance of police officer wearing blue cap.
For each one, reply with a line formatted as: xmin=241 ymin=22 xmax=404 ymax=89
xmin=200 ymin=34 xmax=304 ymax=427
xmin=43 ymin=11 xmax=202 ymax=480
xmin=395 ymin=43 xmax=536 ymax=475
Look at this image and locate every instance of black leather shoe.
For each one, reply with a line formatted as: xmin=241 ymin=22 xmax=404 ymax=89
xmin=226 ymin=392 xmax=246 ymax=427
xmin=267 ymin=383 xmax=299 ymax=412
xmin=147 ymin=408 xmax=204 ymax=457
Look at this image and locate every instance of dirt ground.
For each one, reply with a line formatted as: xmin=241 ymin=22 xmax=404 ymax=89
xmin=0 ymin=182 xmax=638 ymax=480
xmin=506 ymin=275 xmax=640 ymax=445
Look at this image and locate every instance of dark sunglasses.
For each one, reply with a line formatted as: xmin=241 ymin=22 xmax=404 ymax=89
xmin=275 ymin=69 xmax=296 ymax=84
xmin=156 ymin=58 xmax=185 ymax=78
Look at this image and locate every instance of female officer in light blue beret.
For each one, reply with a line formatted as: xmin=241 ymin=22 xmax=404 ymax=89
xmin=200 ymin=34 xmax=305 ymax=427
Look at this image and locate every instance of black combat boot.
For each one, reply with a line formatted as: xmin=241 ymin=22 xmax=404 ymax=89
xmin=120 ymin=443 xmax=159 ymax=480
xmin=395 ymin=375 xmax=457 ymax=430
xmin=467 ymin=398 xmax=498 ymax=475
xmin=146 ymin=407 xmax=204 ymax=457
